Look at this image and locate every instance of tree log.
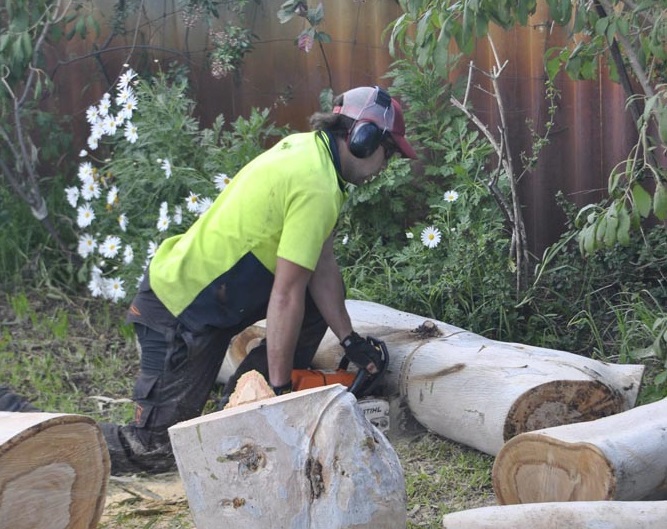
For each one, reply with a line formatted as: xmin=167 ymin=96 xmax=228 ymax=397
xmin=493 ymin=397 xmax=667 ymax=504
xmin=441 ymin=501 xmax=667 ymax=528
xmin=220 ymin=301 xmax=644 ymax=455
xmin=168 ymin=385 xmax=406 ymax=529
xmin=0 ymin=412 xmax=109 ymax=529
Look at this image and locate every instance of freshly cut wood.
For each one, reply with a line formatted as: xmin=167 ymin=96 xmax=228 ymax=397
xmin=224 ymin=370 xmax=275 ymax=409
xmin=169 ymin=385 xmax=406 ymax=529
xmin=441 ymin=501 xmax=667 ymax=528
xmin=221 ymin=301 xmax=644 ymax=455
xmin=493 ymin=396 xmax=667 ymax=504
xmin=0 ymin=412 xmax=109 ymax=529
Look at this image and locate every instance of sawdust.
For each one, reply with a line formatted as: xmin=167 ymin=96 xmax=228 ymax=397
xmin=100 ymin=472 xmax=193 ymax=528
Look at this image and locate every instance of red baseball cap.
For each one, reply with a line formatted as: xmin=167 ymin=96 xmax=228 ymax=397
xmin=333 ymin=86 xmax=418 ymax=159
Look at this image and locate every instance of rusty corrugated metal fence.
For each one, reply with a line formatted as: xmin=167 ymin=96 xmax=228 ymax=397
xmin=50 ymin=0 xmax=636 ymax=256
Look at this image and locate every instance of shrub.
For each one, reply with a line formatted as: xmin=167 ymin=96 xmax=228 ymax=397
xmin=63 ymin=66 xmax=287 ymax=302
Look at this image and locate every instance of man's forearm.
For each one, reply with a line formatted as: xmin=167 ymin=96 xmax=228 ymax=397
xmin=309 ymin=238 xmax=353 ymax=341
xmin=266 ymin=289 xmax=304 ymax=387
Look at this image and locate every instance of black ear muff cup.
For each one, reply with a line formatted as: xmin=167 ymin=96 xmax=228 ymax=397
xmin=348 ymin=121 xmax=383 ymax=159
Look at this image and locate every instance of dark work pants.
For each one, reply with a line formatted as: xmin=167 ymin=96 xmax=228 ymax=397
xmin=101 ymin=290 xmax=327 ymax=475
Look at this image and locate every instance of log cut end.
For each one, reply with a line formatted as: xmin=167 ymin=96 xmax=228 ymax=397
xmin=492 ymin=432 xmax=615 ymax=504
xmin=217 ymin=325 xmax=266 ymax=384
xmin=0 ymin=412 xmax=110 ymax=529
xmin=504 ymin=380 xmax=624 ymax=440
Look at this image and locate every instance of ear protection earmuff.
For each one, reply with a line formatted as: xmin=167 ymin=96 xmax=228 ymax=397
xmin=348 ymin=87 xmax=392 ymax=159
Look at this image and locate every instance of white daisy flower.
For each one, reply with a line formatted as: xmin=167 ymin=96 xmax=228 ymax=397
xmin=102 ymin=114 xmax=118 ymax=135
xmin=77 ymin=233 xmax=97 ymax=258
xmin=342 ymin=234 xmax=349 ymax=245
xmin=99 ymin=235 xmax=122 ymax=258
xmin=85 ymin=106 xmax=99 ymax=124
xmin=406 ymin=232 xmax=414 ymax=239
xmin=81 ymin=179 xmax=101 ymax=201
xmin=119 ymin=94 xmax=138 ymax=120
xmin=87 ymin=135 xmax=99 ymax=151
xmin=118 ymin=213 xmax=128 ymax=232
xmin=420 ymin=226 xmax=442 ymax=249
xmin=91 ymin=265 xmax=103 ymax=280
xmin=91 ymin=120 xmax=105 ymax=140
xmin=147 ymin=241 xmax=158 ymax=258
xmin=443 ymin=190 xmax=459 ymax=203
xmin=123 ymin=245 xmax=134 ymax=265
xmin=115 ymin=86 xmax=133 ymax=105
xmin=185 ymin=192 xmax=199 ymax=212
xmin=156 ymin=215 xmax=170 ymax=232
xmin=124 ymin=121 xmax=138 ymax=144
xmin=65 ymin=186 xmax=79 ymax=208
xmin=105 ymin=277 xmax=126 ymax=302
xmin=107 ymin=185 xmax=119 ymax=206
xmin=78 ymin=161 xmax=94 ymax=182
xmin=88 ymin=275 xmax=105 ymax=297
xmin=159 ymin=201 xmax=169 ymax=217
xmin=173 ymin=206 xmax=183 ymax=225
xmin=118 ymin=68 xmax=137 ymax=90
xmin=161 ymin=159 xmax=172 ymax=179
xmin=79 ymin=149 xmax=88 ymax=157
xmin=197 ymin=197 xmax=213 ymax=215
xmin=76 ymin=203 xmax=95 ymax=228
xmin=114 ymin=113 xmax=125 ymax=127
xmin=98 ymin=96 xmax=111 ymax=117
xmin=214 ymin=173 xmax=231 ymax=191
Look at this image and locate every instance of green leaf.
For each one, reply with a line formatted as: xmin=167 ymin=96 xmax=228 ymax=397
xmin=616 ymin=203 xmax=631 ymax=246
xmin=315 ymin=32 xmax=331 ymax=44
xmin=654 ymin=181 xmax=667 ymax=221
xmin=603 ymin=207 xmax=618 ymax=247
xmin=545 ymin=47 xmax=564 ymax=81
xmin=632 ymin=182 xmax=652 ymax=218
xmin=654 ymin=370 xmax=667 ymax=386
xmin=594 ymin=16 xmax=609 ymax=38
xmin=75 ymin=16 xmax=86 ymax=39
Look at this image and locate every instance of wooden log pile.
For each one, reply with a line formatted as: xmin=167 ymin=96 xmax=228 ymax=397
xmin=220 ymin=300 xmax=644 ymax=456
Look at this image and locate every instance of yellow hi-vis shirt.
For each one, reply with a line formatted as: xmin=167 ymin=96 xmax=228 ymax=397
xmin=147 ymin=131 xmax=346 ymax=332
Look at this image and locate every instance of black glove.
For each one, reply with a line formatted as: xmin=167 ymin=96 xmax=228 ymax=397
xmin=271 ymin=380 xmax=293 ymax=396
xmin=340 ymin=331 xmax=383 ymax=373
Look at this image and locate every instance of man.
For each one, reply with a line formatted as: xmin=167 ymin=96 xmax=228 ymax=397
xmin=101 ymin=85 xmax=417 ymax=475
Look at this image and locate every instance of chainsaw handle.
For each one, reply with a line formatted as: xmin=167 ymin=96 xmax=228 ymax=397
xmin=340 ymin=336 xmax=389 ymax=397
xmin=348 ymin=368 xmax=372 ymax=397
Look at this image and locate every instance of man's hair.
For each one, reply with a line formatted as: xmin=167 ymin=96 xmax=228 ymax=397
xmin=309 ymin=94 xmax=354 ymax=139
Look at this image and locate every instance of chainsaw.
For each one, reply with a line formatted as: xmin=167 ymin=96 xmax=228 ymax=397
xmin=290 ymin=337 xmax=391 ymax=433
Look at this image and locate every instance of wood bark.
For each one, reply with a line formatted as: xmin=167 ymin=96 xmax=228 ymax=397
xmin=168 ymin=385 xmax=406 ymax=529
xmin=441 ymin=501 xmax=667 ymax=529
xmin=492 ymin=397 xmax=667 ymax=504
xmin=220 ymin=301 xmax=644 ymax=456
xmin=0 ymin=412 xmax=110 ymax=529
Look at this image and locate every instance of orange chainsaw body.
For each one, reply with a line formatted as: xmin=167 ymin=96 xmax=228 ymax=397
xmin=291 ymin=368 xmax=356 ymax=391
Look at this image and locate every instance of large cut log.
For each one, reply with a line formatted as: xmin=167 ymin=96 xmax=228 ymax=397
xmin=220 ymin=300 xmax=644 ymax=455
xmin=0 ymin=412 xmax=109 ymax=529
xmin=441 ymin=501 xmax=667 ymax=529
xmin=168 ymin=384 xmax=406 ymax=529
xmin=493 ymin=396 xmax=667 ymax=504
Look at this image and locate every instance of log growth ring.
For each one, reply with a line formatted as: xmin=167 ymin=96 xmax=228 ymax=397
xmin=503 ymin=380 xmax=624 ymax=440
xmin=492 ymin=434 xmax=616 ymax=504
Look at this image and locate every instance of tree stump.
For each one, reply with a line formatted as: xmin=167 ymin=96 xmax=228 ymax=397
xmin=220 ymin=301 xmax=644 ymax=455
xmin=168 ymin=385 xmax=406 ymax=529
xmin=492 ymin=396 xmax=667 ymax=504
xmin=441 ymin=501 xmax=667 ymax=528
xmin=0 ymin=412 xmax=109 ymax=529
